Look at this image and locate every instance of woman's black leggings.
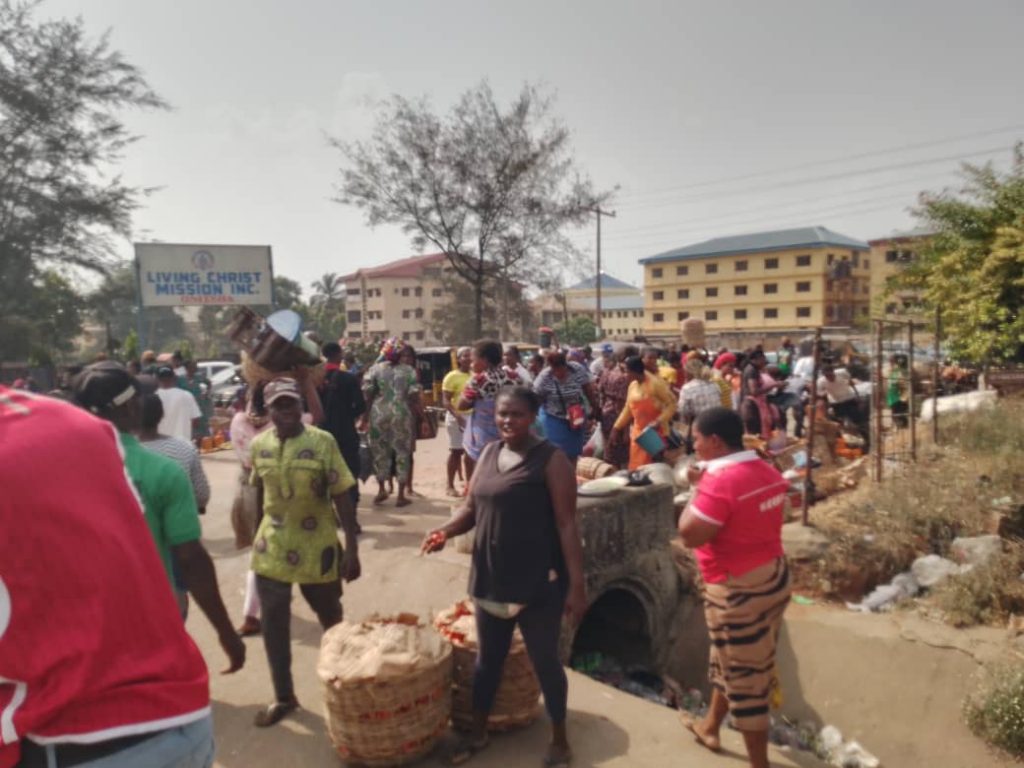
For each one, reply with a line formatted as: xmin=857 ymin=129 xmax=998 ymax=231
xmin=472 ymin=580 xmax=568 ymax=724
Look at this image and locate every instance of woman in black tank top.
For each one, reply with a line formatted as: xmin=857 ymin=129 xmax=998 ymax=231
xmin=422 ymin=386 xmax=586 ymax=767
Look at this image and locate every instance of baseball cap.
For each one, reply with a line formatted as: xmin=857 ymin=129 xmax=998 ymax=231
xmin=73 ymin=362 xmax=139 ymax=414
xmin=156 ymin=366 xmax=175 ymax=378
xmin=264 ymin=377 xmax=302 ymax=405
xmin=601 ymin=343 xmax=614 ymax=354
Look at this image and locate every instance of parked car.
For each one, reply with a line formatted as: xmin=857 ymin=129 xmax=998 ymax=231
xmin=197 ymin=359 xmax=235 ymax=380
xmin=210 ymin=364 xmax=244 ymax=408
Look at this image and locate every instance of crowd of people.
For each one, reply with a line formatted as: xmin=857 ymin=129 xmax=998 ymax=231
xmin=2 ymin=333 xmax=831 ymax=768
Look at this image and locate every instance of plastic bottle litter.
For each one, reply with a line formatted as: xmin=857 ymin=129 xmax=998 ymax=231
xmin=846 ymin=572 xmax=919 ymax=612
xmin=910 ymin=554 xmax=971 ymax=588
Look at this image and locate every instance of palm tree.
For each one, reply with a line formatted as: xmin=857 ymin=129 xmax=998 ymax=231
xmin=310 ymin=272 xmax=346 ymax=339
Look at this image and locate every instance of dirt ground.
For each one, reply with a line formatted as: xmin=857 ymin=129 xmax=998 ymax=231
xmin=189 ymin=432 xmax=1016 ymax=767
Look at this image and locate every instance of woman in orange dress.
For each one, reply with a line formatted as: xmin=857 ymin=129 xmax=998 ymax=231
xmin=610 ymin=356 xmax=677 ymax=469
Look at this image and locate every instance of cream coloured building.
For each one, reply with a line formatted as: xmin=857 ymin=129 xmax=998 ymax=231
xmin=868 ymin=229 xmax=932 ymax=316
xmin=639 ymin=226 xmax=871 ymax=337
xmin=534 ymin=273 xmax=644 ymax=340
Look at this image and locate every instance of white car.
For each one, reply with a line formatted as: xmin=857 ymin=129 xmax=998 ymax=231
xmin=196 ymin=360 xmax=235 ymax=380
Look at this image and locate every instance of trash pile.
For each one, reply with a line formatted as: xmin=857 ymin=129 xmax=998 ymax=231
xmin=570 ymin=651 xmax=683 ymax=709
xmin=845 ymin=534 xmax=1003 ymax=613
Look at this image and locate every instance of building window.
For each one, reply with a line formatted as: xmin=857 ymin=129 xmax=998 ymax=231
xmin=900 ymin=250 xmax=914 ymax=263
xmin=402 ymin=331 xmax=411 ymax=340
xmin=415 ymin=308 xmax=424 ymax=319
xmin=796 ymin=281 xmax=811 ymax=292
xmin=764 ymin=283 xmax=778 ymax=294
xmin=764 ymin=308 xmax=778 ymax=319
xmin=765 ymin=257 xmax=779 ymax=269
xmin=706 ymin=287 xmax=718 ymax=297
xmin=734 ymin=285 xmax=747 ymax=296
xmin=705 ymin=263 xmax=718 ymax=274
xmin=653 ymin=312 xmax=664 ymax=322
xmin=826 ymin=280 xmax=834 ymax=291
xmin=885 ymin=250 xmax=898 ymax=263
xmin=796 ymin=306 xmax=811 ymax=318
xmin=734 ymin=309 xmax=747 ymax=320
xmin=401 ymin=287 xmax=410 ymax=296
xmin=706 ymin=310 xmax=718 ymax=321
xmin=415 ymin=330 xmax=425 ymax=340
xmin=432 ymin=288 xmax=443 ymax=297
xmin=347 ymin=310 xmax=361 ymax=323
xmin=852 ymin=252 xmax=860 ymax=267
xmin=676 ymin=265 xmax=688 ymax=276
xmin=677 ymin=311 xmax=689 ymax=321
xmin=796 ymin=254 xmax=812 ymax=267
xmin=653 ymin=290 xmax=664 ymax=300
xmin=827 ymin=253 xmax=835 ymax=265
xmin=864 ymin=258 xmax=870 ymax=269
xmin=652 ymin=267 xmax=663 ymax=278
xmin=348 ymin=287 xmax=360 ymax=296
xmin=827 ymin=305 xmax=835 ymax=319
xmin=401 ymin=309 xmax=411 ymax=319
xmin=735 ymin=260 xmax=748 ymax=272
xmin=677 ymin=288 xmax=689 ymax=299
xmin=414 ymin=287 xmax=422 ymax=297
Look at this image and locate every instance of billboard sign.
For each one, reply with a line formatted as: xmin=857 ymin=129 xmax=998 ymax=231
xmin=134 ymin=243 xmax=274 ymax=307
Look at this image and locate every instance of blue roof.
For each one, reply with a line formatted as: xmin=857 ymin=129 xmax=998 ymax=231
xmin=568 ymin=272 xmax=638 ymax=291
xmin=639 ymin=226 xmax=870 ymax=265
xmin=574 ymin=294 xmax=644 ymax=311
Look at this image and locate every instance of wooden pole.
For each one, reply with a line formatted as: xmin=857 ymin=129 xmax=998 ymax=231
xmin=908 ymin=320 xmax=917 ymax=462
xmin=933 ymin=307 xmax=941 ymax=444
xmin=802 ymin=327 xmax=822 ymax=526
xmin=873 ymin=319 xmax=884 ymax=482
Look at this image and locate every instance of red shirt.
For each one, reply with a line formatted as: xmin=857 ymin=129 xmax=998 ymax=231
xmin=684 ymin=450 xmax=788 ymax=583
xmin=0 ymin=388 xmax=209 ymax=768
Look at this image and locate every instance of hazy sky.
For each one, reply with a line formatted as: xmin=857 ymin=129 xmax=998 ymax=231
xmin=43 ymin=0 xmax=1024 ymax=295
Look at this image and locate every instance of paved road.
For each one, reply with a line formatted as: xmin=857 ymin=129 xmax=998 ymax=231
xmin=192 ymin=440 xmax=811 ymax=767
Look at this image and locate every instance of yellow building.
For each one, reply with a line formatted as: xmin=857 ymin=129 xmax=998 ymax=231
xmin=534 ymin=273 xmax=644 ymax=340
xmin=868 ymin=229 xmax=932 ymax=316
xmin=640 ymin=226 xmax=871 ymax=338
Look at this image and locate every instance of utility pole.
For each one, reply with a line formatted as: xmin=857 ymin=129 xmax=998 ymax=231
xmin=588 ymin=206 xmax=616 ymax=339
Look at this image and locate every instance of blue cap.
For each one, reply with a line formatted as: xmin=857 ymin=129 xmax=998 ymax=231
xmin=601 ymin=343 xmax=614 ymax=354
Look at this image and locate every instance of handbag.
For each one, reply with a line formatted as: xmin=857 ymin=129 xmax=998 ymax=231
xmin=554 ymin=378 xmax=586 ymax=430
xmin=417 ymin=408 xmax=438 ymax=440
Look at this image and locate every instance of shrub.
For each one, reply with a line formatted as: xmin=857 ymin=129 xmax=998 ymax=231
xmin=932 ymin=545 xmax=1024 ymax=627
xmin=965 ymin=664 xmax=1024 ymax=757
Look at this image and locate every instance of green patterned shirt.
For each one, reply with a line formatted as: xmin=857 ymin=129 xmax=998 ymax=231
xmin=249 ymin=425 xmax=355 ymax=583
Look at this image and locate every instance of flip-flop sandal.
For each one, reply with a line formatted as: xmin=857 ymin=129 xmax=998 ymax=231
xmin=449 ymin=734 xmax=489 ymax=765
xmin=678 ymin=711 xmax=721 ymax=753
xmin=254 ymin=698 xmax=298 ymax=728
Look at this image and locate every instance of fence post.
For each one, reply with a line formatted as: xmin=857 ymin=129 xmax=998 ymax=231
xmin=932 ymin=307 xmax=941 ymax=444
xmin=908 ymin=320 xmax=916 ymax=462
xmin=872 ymin=319 xmax=884 ymax=482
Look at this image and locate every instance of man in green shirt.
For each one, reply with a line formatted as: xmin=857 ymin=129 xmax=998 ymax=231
xmin=73 ymin=361 xmax=245 ymax=674
xmin=250 ymin=376 xmax=361 ymax=727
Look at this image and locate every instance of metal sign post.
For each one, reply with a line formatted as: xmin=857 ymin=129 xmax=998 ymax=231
xmin=801 ymin=327 xmax=822 ymax=526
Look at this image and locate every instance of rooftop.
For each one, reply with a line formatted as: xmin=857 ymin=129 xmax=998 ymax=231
xmin=567 ymin=272 xmax=638 ymax=292
xmin=867 ymin=227 xmax=935 ymax=245
xmin=639 ymin=226 xmax=870 ymax=265
xmin=573 ymin=294 xmax=644 ymax=311
xmin=340 ymin=252 xmax=448 ymax=282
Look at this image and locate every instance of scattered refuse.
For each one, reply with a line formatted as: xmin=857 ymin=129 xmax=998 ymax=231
xmin=846 ymin=572 xmax=919 ymax=613
xmin=792 ymin=594 xmax=816 ymax=606
xmin=950 ymin=534 xmax=1003 ymax=567
xmin=817 ymin=725 xmax=882 ymax=767
xmin=911 ymin=554 xmax=973 ymax=588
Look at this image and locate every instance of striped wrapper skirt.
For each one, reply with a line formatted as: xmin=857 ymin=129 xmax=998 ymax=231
xmin=703 ymin=556 xmax=790 ymax=731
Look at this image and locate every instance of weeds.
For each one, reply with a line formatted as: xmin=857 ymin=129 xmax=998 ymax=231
xmin=932 ymin=544 xmax=1024 ymax=627
xmin=964 ymin=663 xmax=1024 ymax=757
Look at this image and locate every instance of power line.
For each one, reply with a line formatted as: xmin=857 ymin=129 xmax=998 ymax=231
xmin=602 ymin=171 xmax=951 ymax=240
xmin=611 ymin=145 xmax=1013 ymax=213
xmin=612 ymin=123 xmax=1024 ymax=204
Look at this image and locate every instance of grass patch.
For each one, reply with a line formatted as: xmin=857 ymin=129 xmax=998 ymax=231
xmin=965 ymin=663 xmax=1024 ymax=757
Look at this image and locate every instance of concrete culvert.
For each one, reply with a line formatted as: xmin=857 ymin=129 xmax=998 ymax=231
xmin=571 ymin=587 xmax=655 ymax=672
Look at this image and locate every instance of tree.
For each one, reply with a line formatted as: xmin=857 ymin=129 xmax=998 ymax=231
xmin=334 ymin=81 xmax=609 ymax=337
xmin=896 ymin=148 xmax=1024 ymax=365
xmin=429 ymin=273 xmax=535 ymax=344
xmin=87 ymin=264 xmax=185 ymax=355
xmin=0 ymin=1 xmax=166 ymax=357
xmin=0 ymin=269 xmax=86 ymax=364
xmin=559 ymin=315 xmax=598 ymax=348
xmin=309 ymin=271 xmax=346 ymax=342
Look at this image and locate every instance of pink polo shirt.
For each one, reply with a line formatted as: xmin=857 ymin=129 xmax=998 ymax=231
xmin=684 ymin=450 xmax=788 ymax=584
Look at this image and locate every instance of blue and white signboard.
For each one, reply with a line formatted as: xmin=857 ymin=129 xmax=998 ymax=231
xmin=134 ymin=243 xmax=274 ymax=307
